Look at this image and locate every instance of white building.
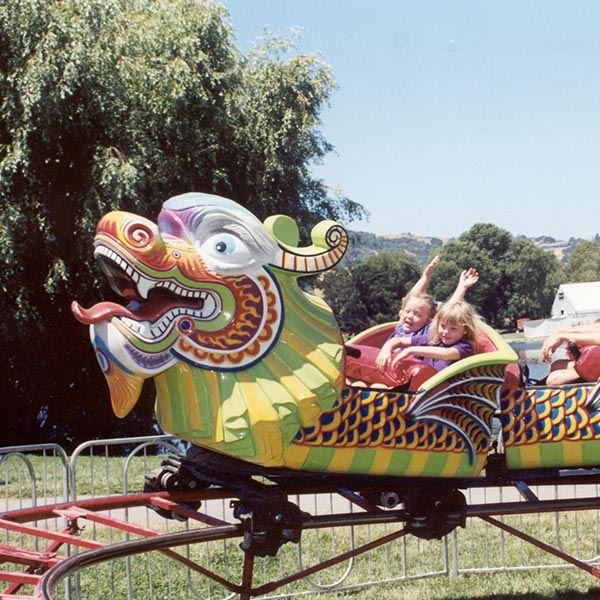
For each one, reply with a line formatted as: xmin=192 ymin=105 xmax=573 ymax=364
xmin=524 ymin=282 xmax=600 ymax=340
xmin=551 ymin=282 xmax=600 ymax=318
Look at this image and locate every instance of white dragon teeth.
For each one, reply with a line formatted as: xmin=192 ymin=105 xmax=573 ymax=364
xmin=120 ymin=295 xmax=221 ymax=342
xmin=95 ymin=244 xmax=205 ymax=300
xmin=94 ymin=244 xmax=222 ymax=341
xmin=154 ymin=280 xmax=203 ymax=298
xmin=137 ymin=276 xmax=154 ymax=299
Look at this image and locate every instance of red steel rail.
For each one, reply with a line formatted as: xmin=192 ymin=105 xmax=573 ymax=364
xmin=1 ymin=488 xmax=600 ymax=599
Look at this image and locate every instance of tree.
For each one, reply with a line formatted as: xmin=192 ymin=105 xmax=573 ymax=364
xmin=0 ymin=0 xmax=365 ymax=447
xmin=429 ymin=224 xmax=562 ymax=328
xmin=563 ymin=241 xmax=600 ymax=282
xmin=504 ymin=240 xmax=563 ymax=322
xmin=318 ymin=268 xmax=367 ymax=336
xmin=321 ymin=253 xmax=421 ymax=336
xmin=429 ymin=240 xmax=502 ymax=316
xmin=458 ymin=223 xmax=513 ymax=260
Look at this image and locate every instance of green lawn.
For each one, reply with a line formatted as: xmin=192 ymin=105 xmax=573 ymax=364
xmin=1 ymin=449 xmax=174 ymax=500
xmin=3 ymin=514 xmax=596 ymax=600
xmin=3 ymin=453 xmax=600 ymax=599
xmin=317 ymin=571 xmax=600 ymax=599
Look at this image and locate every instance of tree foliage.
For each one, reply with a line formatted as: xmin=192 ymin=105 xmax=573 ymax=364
xmin=0 ymin=0 xmax=365 ymax=446
xmin=503 ymin=239 xmax=564 ymax=322
xmin=321 ymin=253 xmax=421 ymax=336
xmin=563 ymin=240 xmax=600 ymax=282
xmin=429 ymin=224 xmax=563 ymax=328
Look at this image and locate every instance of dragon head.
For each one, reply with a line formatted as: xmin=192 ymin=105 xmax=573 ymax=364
xmin=73 ymin=192 xmax=348 ymax=465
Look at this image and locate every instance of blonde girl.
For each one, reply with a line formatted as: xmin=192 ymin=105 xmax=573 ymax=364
xmin=374 ymin=261 xmax=478 ymax=370
xmin=387 ymin=300 xmax=478 ymax=372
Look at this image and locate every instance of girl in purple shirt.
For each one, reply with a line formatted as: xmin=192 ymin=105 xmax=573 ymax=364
xmin=374 ymin=261 xmax=478 ymax=370
xmin=345 ymin=259 xmax=479 ymax=388
xmin=382 ymin=300 xmax=478 ymax=373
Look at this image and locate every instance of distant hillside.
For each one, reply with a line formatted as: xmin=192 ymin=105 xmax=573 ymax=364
xmin=517 ymin=234 xmax=600 ymax=263
xmin=343 ymin=230 xmax=599 ymax=266
xmin=343 ymin=230 xmax=444 ymax=266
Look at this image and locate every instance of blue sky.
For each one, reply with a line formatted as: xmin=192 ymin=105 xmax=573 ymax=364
xmin=223 ymin=1 xmax=600 ymax=240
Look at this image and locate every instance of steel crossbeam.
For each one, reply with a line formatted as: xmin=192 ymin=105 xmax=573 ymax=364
xmin=0 ymin=483 xmax=599 ymax=599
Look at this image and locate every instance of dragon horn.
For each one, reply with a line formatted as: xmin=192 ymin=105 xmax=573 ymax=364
xmin=265 ymin=215 xmax=348 ymax=274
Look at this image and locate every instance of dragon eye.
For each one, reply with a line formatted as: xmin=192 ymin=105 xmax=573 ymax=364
xmin=198 ymin=232 xmax=253 ymax=271
xmin=213 ymin=236 xmax=236 ymax=256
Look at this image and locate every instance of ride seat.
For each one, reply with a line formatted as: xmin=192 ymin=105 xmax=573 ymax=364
xmin=574 ymin=345 xmax=600 ymax=382
xmin=345 ymin=322 xmax=501 ymax=393
xmin=404 ymin=362 xmax=438 ymax=391
xmin=474 ymin=330 xmax=497 ymax=354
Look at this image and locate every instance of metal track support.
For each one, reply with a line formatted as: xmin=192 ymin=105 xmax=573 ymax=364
xmin=479 ymin=515 xmax=600 ymax=578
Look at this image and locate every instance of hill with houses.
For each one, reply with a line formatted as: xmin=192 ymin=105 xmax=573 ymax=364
xmin=342 ymin=230 xmax=598 ymax=267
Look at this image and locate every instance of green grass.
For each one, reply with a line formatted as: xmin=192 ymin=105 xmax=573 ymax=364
xmin=315 ymin=571 xmax=600 ymax=599
xmin=69 ymin=453 xmax=168 ymax=497
xmin=3 ymin=453 xmax=600 ymax=599
xmin=4 ymin=513 xmax=598 ymax=600
xmin=1 ymin=450 xmax=174 ymax=500
xmin=1 ymin=452 xmax=69 ymax=502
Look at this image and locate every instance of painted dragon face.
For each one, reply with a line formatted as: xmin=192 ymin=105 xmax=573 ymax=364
xmin=73 ymin=192 xmax=348 ymax=428
xmin=72 ymin=192 xmax=286 ymax=416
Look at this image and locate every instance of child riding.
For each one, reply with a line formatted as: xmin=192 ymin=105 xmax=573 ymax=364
xmin=345 ymin=256 xmax=479 ymax=388
xmin=383 ymin=299 xmax=478 ymax=373
xmin=375 ymin=256 xmax=478 ymax=368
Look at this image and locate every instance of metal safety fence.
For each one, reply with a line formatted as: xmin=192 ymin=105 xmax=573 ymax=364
xmin=2 ymin=438 xmax=600 ymax=599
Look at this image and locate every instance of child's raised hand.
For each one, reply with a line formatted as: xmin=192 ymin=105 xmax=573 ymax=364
xmin=459 ymin=267 xmax=479 ymax=289
xmin=423 ymin=255 xmax=440 ymax=278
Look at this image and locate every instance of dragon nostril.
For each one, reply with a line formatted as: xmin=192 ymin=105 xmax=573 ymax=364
xmin=177 ymin=318 xmax=195 ymax=335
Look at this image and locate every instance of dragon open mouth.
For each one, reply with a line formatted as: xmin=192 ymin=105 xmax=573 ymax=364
xmin=72 ymin=245 xmax=221 ymax=338
xmin=95 ymin=245 xmax=208 ymax=301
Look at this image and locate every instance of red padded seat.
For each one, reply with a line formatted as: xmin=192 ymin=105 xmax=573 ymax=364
xmin=575 ymin=345 xmax=600 ymax=382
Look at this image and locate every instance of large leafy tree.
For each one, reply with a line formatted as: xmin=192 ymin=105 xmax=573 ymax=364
xmin=429 ymin=224 xmax=562 ymax=328
xmin=321 ymin=253 xmax=421 ymax=336
xmin=503 ymin=239 xmax=564 ymax=322
xmin=0 ymin=0 xmax=364 ymax=446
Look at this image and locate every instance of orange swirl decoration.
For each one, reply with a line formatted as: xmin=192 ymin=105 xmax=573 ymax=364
xmin=124 ymin=221 xmax=155 ymax=248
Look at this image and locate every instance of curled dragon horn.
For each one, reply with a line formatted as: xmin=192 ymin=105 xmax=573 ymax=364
xmin=264 ymin=215 xmax=348 ymax=274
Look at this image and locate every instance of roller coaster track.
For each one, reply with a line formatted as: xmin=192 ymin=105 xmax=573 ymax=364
xmin=2 ymin=467 xmax=600 ymax=599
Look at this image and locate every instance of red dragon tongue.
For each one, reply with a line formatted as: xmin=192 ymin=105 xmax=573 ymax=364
xmin=71 ymin=300 xmax=136 ymax=325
